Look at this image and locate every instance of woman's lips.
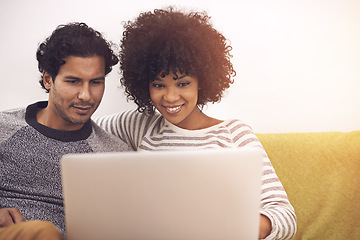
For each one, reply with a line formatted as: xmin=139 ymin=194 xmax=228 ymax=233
xmin=164 ymin=104 xmax=184 ymax=114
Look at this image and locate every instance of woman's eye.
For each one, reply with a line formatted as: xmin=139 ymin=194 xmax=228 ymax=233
xmin=152 ymin=83 xmax=164 ymax=88
xmin=178 ymin=82 xmax=190 ymax=87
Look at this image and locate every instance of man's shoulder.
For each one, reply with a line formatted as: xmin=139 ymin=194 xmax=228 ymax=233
xmin=0 ymin=106 xmax=26 ymax=118
xmin=0 ymin=107 xmax=27 ymax=128
xmin=88 ymin=120 xmax=133 ymax=152
xmin=0 ymin=107 xmax=27 ymax=142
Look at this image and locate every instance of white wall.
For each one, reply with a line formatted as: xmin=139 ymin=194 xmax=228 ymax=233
xmin=1 ymin=0 xmax=359 ymax=133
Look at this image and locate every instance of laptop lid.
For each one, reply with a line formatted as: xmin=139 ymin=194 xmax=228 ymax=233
xmin=61 ymin=148 xmax=262 ymax=240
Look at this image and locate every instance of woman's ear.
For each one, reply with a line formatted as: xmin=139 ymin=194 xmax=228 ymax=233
xmin=42 ymin=71 xmax=53 ymax=91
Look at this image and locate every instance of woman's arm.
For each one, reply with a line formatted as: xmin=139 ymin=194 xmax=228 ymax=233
xmin=229 ymin=120 xmax=297 ymax=239
xmin=94 ymin=110 xmax=161 ymax=151
xmin=259 ymin=214 xmax=272 ymax=239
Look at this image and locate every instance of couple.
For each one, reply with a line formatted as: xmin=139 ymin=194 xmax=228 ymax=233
xmin=0 ymin=7 xmax=296 ymax=240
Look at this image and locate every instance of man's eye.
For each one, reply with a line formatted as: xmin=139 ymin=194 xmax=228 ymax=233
xmin=91 ymin=80 xmax=103 ymax=85
xmin=66 ymin=80 xmax=78 ymax=84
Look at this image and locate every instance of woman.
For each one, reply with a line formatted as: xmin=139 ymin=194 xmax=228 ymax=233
xmin=97 ymin=7 xmax=296 ymax=239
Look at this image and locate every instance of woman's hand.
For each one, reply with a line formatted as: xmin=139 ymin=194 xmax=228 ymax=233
xmin=259 ymin=214 xmax=272 ymax=239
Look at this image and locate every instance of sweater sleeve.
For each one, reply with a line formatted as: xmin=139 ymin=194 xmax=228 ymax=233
xmin=229 ymin=120 xmax=297 ymax=239
xmin=94 ymin=110 xmax=159 ymax=151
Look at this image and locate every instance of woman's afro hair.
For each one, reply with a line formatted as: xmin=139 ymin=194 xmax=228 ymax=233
xmin=120 ymin=7 xmax=235 ymax=113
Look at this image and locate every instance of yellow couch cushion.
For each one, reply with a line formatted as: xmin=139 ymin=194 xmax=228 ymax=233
xmin=256 ymin=131 xmax=360 ymax=240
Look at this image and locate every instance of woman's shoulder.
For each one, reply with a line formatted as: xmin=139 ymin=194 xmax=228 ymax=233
xmin=218 ymin=119 xmax=254 ymax=132
xmin=218 ymin=119 xmax=262 ymax=148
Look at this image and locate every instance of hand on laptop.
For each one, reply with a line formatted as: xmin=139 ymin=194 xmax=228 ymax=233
xmin=259 ymin=214 xmax=272 ymax=239
xmin=0 ymin=208 xmax=26 ymax=227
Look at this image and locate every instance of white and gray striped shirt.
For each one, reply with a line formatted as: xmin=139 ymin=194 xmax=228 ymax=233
xmin=95 ymin=110 xmax=297 ymax=240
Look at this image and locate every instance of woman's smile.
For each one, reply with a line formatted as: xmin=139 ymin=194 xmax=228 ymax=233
xmin=163 ymin=104 xmax=184 ymax=114
xmin=149 ymin=70 xmax=202 ymax=129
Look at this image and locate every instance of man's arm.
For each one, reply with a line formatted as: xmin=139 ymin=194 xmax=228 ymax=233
xmin=0 ymin=208 xmax=26 ymax=227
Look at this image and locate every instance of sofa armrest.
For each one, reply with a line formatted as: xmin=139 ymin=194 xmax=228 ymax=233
xmin=256 ymin=131 xmax=360 ymax=240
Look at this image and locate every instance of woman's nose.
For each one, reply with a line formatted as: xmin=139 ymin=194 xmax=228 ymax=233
xmin=163 ymin=87 xmax=180 ymax=102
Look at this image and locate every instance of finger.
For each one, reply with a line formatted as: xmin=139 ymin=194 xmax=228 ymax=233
xmin=8 ymin=208 xmax=26 ymax=223
xmin=0 ymin=209 xmax=15 ymax=227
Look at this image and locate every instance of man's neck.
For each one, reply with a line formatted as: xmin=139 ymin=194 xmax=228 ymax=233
xmin=36 ymin=107 xmax=84 ymax=131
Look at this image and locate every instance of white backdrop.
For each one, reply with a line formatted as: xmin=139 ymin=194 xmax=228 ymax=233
xmin=0 ymin=0 xmax=359 ymax=133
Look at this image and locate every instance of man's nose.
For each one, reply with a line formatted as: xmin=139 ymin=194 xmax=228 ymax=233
xmin=78 ymin=84 xmax=91 ymax=101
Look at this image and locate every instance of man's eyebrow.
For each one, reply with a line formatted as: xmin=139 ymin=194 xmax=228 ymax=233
xmin=64 ymin=76 xmax=105 ymax=81
xmin=91 ymin=76 xmax=105 ymax=81
xmin=64 ymin=76 xmax=81 ymax=80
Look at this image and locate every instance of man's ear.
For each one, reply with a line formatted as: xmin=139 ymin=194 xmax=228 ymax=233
xmin=42 ymin=71 xmax=53 ymax=91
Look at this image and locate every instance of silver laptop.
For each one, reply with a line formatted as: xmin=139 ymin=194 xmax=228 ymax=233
xmin=61 ymin=148 xmax=262 ymax=240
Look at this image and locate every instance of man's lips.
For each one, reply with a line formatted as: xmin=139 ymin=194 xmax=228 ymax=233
xmin=72 ymin=104 xmax=93 ymax=114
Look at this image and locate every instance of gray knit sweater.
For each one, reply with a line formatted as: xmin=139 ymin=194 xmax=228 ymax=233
xmin=0 ymin=101 xmax=131 ymax=236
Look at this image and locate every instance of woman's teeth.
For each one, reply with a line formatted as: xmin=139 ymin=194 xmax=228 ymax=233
xmin=166 ymin=105 xmax=182 ymax=112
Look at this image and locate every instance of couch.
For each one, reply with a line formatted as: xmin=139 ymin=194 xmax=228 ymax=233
xmin=256 ymin=131 xmax=360 ymax=240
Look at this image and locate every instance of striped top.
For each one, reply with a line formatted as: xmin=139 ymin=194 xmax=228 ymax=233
xmin=95 ymin=110 xmax=297 ymax=239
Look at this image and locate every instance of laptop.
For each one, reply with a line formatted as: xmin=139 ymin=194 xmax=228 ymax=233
xmin=61 ymin=148 xmax=263 ymax=240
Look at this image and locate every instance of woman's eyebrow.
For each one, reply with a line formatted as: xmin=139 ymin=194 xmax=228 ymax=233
xmin=153 ymin=74 xmax=188 ymax=81
xmin=178 ymin=75 xmax=188 ymax=80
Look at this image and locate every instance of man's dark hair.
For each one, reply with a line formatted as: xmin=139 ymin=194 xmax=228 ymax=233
xmin=36 ymin=22 xmax=118 ymax=92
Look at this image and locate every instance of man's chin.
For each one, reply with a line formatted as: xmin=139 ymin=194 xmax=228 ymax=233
xmin=68 ymin=116 xmax=91 ymax=126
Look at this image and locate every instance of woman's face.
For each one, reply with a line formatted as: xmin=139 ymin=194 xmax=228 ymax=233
xmin=149 ymin=70 xmax=202 ymax=129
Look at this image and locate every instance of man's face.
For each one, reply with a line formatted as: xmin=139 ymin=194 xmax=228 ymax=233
xmin=43 ymin=55 xmax=105 ymax=131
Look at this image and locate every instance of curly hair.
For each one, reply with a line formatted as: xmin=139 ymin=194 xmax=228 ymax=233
xmin=36 ymin=22 xmax=119 ymax=92
xmin=120 ymin=7 xmax=235 ymax=114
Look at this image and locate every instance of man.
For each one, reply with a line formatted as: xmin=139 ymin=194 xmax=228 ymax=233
xmin=0 ymin=22 xmax=131 ymax=239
